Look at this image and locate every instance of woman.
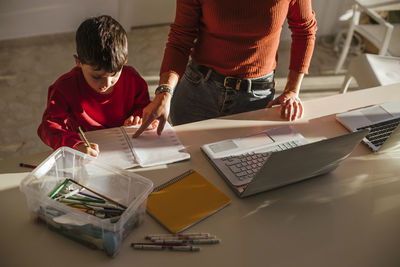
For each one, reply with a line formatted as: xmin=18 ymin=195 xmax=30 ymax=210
xmin=134 ymin=0 xmax=317 ymax=138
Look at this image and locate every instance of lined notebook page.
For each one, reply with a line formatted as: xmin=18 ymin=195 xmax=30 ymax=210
xmin=83 ymin=127 xmax=138 ymax=169
xmin=81 ymin=122 xmax=189 ymax=168
xmin=146 ymin=170 xmax=231 ymax=233
xmin=125 ymin=122 xmax=190 ymax=167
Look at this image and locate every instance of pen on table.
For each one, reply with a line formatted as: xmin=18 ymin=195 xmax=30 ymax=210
xmin=19 ymin=163 xmax=37 ymax=169
xmin=152 ymin=239 xmax=221 ymax=245
xmin=131 ymin=242 xmax=186 ymax=247
xmin=146 ymin=233 xmax=212 ymax=240
xmin=131 ymin=243 xmax=200 ymax=251
xmin=78 ymin=126 xmax=91 ymax=147
xmin=150 ymin=235 xmax=216 ymax=241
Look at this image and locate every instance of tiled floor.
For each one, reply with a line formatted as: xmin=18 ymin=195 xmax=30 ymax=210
xmin=0 ymin=26 xmax=357 ymax=160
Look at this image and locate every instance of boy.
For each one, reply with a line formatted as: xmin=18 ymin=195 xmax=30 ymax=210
xmin=38 ymin=15 xmax=157 ymax=157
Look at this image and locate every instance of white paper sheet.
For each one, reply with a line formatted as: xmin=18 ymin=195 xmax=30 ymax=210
xmin=125 ymin=122 xmax=190 ymax=167
xmin=82 ymin=122 xmax=190 ymax=168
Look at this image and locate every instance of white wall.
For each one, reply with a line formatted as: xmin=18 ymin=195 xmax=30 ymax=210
xmin=0 ymin=0 xmax=176 ymax=41
xmin=119 ymin=0 xmax=176 ymax=28
xmin=313 ymin=0 xmax=353 ymax=35
xmin=0 ymin=0 xmax=118 ymax=40
xmin=0 ymin=0 xmax=352 ymax=41
xmin=281 ymin=0 xmax=354 ymax=40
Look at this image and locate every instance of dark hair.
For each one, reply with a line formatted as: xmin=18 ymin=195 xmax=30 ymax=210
xmin=76 ymin=15 xmax=128 ymax=73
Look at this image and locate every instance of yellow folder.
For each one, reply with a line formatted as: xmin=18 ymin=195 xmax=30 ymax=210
xmin=146 ymin=169 xmax=231 ymax=233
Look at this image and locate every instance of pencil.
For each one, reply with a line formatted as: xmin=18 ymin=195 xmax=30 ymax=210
xmin=19 ymin=163 xmax=37 ymax=169
xmin=68 ymin=179 xmax=127 ymax=209
xmin=49 ymin=178 xmax=70 ymax=199
xmin=78 ymin=126 xmax=91 ymax=147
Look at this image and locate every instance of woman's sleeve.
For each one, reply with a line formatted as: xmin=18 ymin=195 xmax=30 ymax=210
xmin=287 ymin=0 xmax=318 ymax=74
xmin=160 ymin=0 xmax=202 ymax=78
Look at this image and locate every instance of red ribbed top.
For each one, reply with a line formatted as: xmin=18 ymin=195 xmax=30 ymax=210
xmin=160 ymin=0 xmax=317 ymax=78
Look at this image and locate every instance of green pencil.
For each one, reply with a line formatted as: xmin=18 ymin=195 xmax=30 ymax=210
xmin=49 ymin=178 xmax=70 ymax=199
xmin=78 ymin=126 xmax=91 ymax=147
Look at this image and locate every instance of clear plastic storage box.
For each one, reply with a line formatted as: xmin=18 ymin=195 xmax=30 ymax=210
xmin=20 ymin=147 xmax=153 ymax=257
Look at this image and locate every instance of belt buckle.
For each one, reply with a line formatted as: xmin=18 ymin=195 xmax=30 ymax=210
xmin=224 ymin=77 xmax=252 ymax=92
xmin=223 ymin=76 xmax=237 ymax=90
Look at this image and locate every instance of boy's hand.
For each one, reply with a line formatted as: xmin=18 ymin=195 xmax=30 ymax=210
xmin=74 ymin=143 xmax=99 ymax=157
xmin=124 ymin=115 xmax=159 ymax=130
xmin=124 ymin=115 xmax=142 ymax=126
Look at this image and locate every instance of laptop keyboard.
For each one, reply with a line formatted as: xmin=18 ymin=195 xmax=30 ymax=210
xmin=357 ymin=118 xmax=400 ymax=147
xmin=220 ymin=140 xmax=302 ymax=181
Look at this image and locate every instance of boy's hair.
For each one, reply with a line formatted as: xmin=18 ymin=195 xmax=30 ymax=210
xmin=76 ymin=15 xmax=128 ymax=73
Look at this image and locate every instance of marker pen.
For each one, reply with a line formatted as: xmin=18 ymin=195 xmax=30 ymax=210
xmin=146 ymin=233 xmax=211 ymax=239
xmin=150 ymin=235 xmax=216 ymax=241
xmin=19 ymin=163 xmax=37 ymax=169
xmin=131 ymin=243 xmax=200 ymax=251
xmin=132 ymin=244 xmax=164 ymax=250
xmin=153 ymin=239 xmax=220 ymax=245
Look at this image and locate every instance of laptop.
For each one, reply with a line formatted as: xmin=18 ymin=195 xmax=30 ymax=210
xmin=201 ymin=126 xmax=369 ymax=198
xmin=336 ymin=100 xmax=400 ymax=152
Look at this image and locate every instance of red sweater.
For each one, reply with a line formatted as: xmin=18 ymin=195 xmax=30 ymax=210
xmin=161 ymin=0 xmax=317 ymax=78
xmin=38 ymin=66 xmax=150 ymax=149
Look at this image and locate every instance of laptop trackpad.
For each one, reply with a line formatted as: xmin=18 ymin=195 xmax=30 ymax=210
xmin=236 ymin=132 xmax=274 ymax=148
xmin=362 ymin=106 xmax=392 ymax=123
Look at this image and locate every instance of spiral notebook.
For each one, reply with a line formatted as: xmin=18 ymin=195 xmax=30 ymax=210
xmin=146 ymin=169 xmax=231 ymax=233
xmin=82 ymin=122 xmax=190 ymax=168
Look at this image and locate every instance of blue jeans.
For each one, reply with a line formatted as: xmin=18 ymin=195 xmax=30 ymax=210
xmin=169 ymin=61 xmax=275 ymax=125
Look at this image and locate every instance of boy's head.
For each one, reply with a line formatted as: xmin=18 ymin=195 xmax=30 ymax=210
xmin=76 ymin=15 xmax=127 ymax=73
xmin=75 ymin=15 xmax=128 ymax=94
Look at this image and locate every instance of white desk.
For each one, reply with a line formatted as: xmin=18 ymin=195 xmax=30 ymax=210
xmin=1 ymin=83 xmax=400 ymax=267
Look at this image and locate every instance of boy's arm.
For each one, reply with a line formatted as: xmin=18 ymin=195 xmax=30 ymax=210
xmin=37 ymin=86 xmax=84 ymax=150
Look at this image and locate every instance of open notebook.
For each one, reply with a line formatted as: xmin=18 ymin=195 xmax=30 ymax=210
xmin=82 ymin=122 xmax=190 ymax=168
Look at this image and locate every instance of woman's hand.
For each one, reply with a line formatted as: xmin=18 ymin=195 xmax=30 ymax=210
xmin=267 ymin=70 xmax=305 ymax=121
xmin=267 ymin=91 xmax=304 ymax=121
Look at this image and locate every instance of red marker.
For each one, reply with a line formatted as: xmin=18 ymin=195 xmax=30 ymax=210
xmin=19 ymin=163 xmax=37 ymax=169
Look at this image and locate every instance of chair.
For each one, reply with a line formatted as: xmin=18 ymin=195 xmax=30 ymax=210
xmin=340 ymin=53 xmax=400 ymax=93
xmin=335 ymin=0 xmax=400 ymax=74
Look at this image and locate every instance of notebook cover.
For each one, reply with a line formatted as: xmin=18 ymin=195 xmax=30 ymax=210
xmin=146 ymin=170 xmax=231 ymax=233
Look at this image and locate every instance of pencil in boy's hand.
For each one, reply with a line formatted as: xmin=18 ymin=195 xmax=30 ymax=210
xmin=78 ymin=126 xmax=91 ymax=147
